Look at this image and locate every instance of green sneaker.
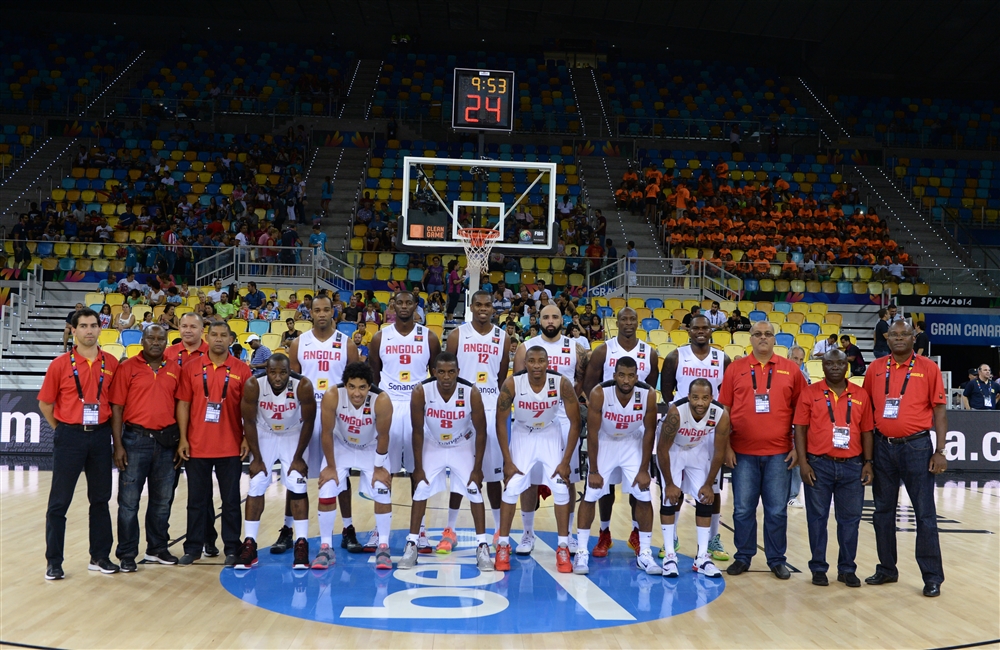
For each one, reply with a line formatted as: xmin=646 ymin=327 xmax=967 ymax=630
xmin=658 ymin=546 xmax=666 ymax=558
xmin=674 ymin=535 xmax=680 ymax=553
xmin=708 ymin=534 xmax=729 ymax=561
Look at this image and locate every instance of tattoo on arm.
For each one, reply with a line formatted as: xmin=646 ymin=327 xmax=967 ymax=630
xmin=497 ymin=382 xmax=514 ymax=411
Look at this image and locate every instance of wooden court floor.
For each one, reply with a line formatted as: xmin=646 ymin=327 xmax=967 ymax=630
xmin=1 ymin=465 xmax=998 ymax=650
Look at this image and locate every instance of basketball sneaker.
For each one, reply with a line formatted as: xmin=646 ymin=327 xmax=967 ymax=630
xmin=515 ymin=530 xmax=535 ymax=555
xmin=235 ymin=538 xmax=258 ymax=570
xmin=398 ymin=541 xmax=419 ymax=569
xmin=660 ymin=552 xmax=679 ymax=577
xmin=270 ymin=526 xmax=293 ymax=554
xmin=592 ymin=529 xmax=613 ymax=557
xmin=292 ymin=538 xmax=310 ymax=569
xmin=636 ymin=549 xmax=662 ymax=575
xmin=628 ymin=527 xmax=640 ymax=555
xmin=555 ymin=544 xmax=572 ymax=573
xmin=311 ymin=543 xmax=334 ymax=569
xmin=674 ymin=535 xmax=680 ymax=552
xmin=363 ymin=530 xmax=379 ymax=553
xmin=88 ymin=557 xmax=120 ymax=574
xmin=693 ymin=554 xmax=722 ymax=578
xmin=417 ymin=530 xmax=433 ymax=554
xmin=494 ymin=543 xmax=511 ymax=571
xmin=476 ymin=543 xmax=494 ymax=572
xmin=566 ymin=534 xmax=578 ymax=555
xmin=436 ymin=528 xmax=458 ymax=554
xmin=375 ymin=544 xmax=392 ymax=570
xmin=341 ymin=525 xmax=364 ymax=554
xmin=709 ymin=534 xmax=730 ymax=561
xmin=573 ymin=549 xmax=590 ymax=575
xmin=493 ymin=530 xmax=500 ymax=550
xmin=659 ymin=547 xmax=666 ymax=558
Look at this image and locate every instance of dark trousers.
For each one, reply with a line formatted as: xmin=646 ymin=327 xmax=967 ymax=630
xmin=171 ymin=468 xmax=218 ymax=548
xmin=803 ymin=455 xmax=864 ymax=574
xmin=731 ymin=452 xmax=791 ymax=568
xmin=45 ymin=424 xmax=114 ymax=564
xmin=183 ymin=457 xmax=242 ymax=557
xmin=115 ymin=430 xmax=179 ymax=560
xmin=872 ymin=434 xmax=945 ymax=584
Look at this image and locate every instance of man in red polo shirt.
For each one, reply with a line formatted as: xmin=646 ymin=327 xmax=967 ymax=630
xmin=862 ymin=320 xmax=947 ymax=597
xmin=38 ymin=307 xmax=121 ymax=580
xmin=176 ymin=320 xmax=251 ymax=566
xmin=794 ymin=349 xmax=874 ymax=588
xmin=717 ymin=320 xmax=806 ymax=580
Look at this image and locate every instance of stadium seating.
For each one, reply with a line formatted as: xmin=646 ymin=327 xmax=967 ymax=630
xmin=891 ymin=156 xmax=999 ymax=223
xmin=835 ymin=94 xmax=999 ymax=149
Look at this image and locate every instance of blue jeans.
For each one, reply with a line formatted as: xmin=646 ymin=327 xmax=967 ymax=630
xmin=872 ymin=434 xmax=944 ymax=584
xmin=803 ymin=455 xmax=864 ymax=574
xmin=788 ymin=469 xmax=802 ymax=501
xmin=731 ymin=452 xmax=792 ymax=567
xmin=115 ymin=430 xmax=179 ymax=560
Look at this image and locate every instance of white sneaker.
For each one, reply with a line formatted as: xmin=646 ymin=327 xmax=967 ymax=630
xmin=516 ymin=530 xmax=535 ymax=555
xmin=661 ymin=552 xmax=679 ymax=577
xmin=787 ymin=498 xmax=803 ymax=509
xmin=476 ymin=543 xmax=494 ymax=572
xmin=416 ymin=530 xmax=432 ymax=553
xmin=364 ymin=529 xmax=379 ymax=550
xmin=397 ymin=541 xmax=419 ymax=569
xmin=636 ymin=549 xmax=662 ymax=575
xmin=693 ymin=553 xmax=722 ymax=578
xmin=566 ymin=535 xmax=579 ymax=555
xmin=573 ymin=549 xmax=590 ymax=575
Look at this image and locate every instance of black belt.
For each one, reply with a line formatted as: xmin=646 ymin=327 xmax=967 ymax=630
xmin=125 ymin=423 xmax=175 ymax=437
xmin=876 ymin=429 xmax=930 ymax=445
xmin=57 ymin=422 xmax=109 ymax=432
xmin=808 ymin=453 xmax=861 ymax=463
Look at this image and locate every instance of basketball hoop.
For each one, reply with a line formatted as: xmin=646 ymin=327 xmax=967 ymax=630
xmin=456 ymin=227 xmax=501 ymax=275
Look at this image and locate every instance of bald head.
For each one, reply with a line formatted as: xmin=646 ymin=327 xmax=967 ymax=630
xmin=887 ymin=319 xmax=915 ymax=356
xmin=821 ymin=347 xmax=849 ymax=384
xmin=822 ymin=348 xmax=847 ymax=363
xmin=539 ymin=304 xmax=563 ymax=339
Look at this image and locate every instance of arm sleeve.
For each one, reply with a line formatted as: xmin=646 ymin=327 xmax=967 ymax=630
xmin=962 ymin=383 xmax=975 ymax=397
xmin=717 ymin=369 xmax=734 ymax=408
xmin=929 ymin=367 xmax=947 ymax=406
xmin=176 ymin=364 xmax=194 ymax=402
xmin=792 ymin=391 xmax=811 ymax=426
xmin=109 ymin=360 xmax=129 ymax=406
xmin=859 ymin=393 xmax=875 ymax=431
xmin=38 ymin=362 xmax=61 ymax=403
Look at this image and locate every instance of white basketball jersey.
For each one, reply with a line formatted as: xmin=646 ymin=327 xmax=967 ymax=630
xmin=603 ymin=337 xmax=652 ymax=381
xmin=673 ymin=345 xmax=724 ymax=403
xmin=455 ymin=322 xmax=504 ymax=409
xmin=672 ymin=398 xmax=724 ymax=451
xmin=524 ymin=334 xmax=577 ymax=383
xmin=255 ymin=376 xmax=302 ymax=437
xmin=597 ymin=380 xmax=653 ymax=441
xmin=332 ymin=385 xmax=380 ymax=449
xmin=422 ymin=378 xmax=475 ymax=447
xmin=297 ymin=329 xmax=349 ymax=400
xmin=512 ymin=371 xmax=562 ymax=431
xmin=379 ymin=323 xmax=431 ymax=402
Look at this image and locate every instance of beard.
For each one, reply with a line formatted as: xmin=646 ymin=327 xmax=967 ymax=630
xmin=541 ymin=323 xmax=562 ymax=339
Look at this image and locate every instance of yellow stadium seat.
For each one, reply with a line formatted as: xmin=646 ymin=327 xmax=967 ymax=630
xmin=795 ymin=333 xmax=815 ymax=349
xmin=261 ymin=333 xmax=281 ymax=349
xmin=825 ymin=313 xmax=843 ymax=326
xmin=648 ymin=330 xmax=669 ymax=346
xmin=228 ymin=318 xmax=248 ymax=334
xmin=98 ymin=330 xmax=120 ymax=346
xmin=791 ymin=302 xmax=810 ymax=314
xmin=102 ymin=343 xmax=125 ymax=360
xmin=724 ymin=344 xmax=744 ymax=359
xmin=711 ymin=331 xmax=732 ymax=346
xmin=820 ymin=323 xmax=839 ymax=337
xmin=295 ymin=322 xmax=312 ymax=333
xmin=809 ymin=303 xmax=828 ymax=315
xmin=668 ymin=330 xmax=689 ymax=345
xmin=805 ymin=313 xmax=824 ymax=325
xmin=773 ymin=345 xmax=789 ymax=358
xmin=732 ymin=332 xmax=751 ymax=347
xmin=785 ymin=311 xmax=805 ymax=325
xmin=126 ymin=344 xmax=143 ymax=358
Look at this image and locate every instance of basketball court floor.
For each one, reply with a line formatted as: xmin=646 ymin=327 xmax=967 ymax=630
xmin=1 ymin=464 xmax=997 ymax=649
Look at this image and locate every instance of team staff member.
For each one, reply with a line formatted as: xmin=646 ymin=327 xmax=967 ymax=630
xmin=862 ymin=320 xmax=948 ymax=597
xmin=176 ymin=320 xmax=252 ymax=566
xmin=718 ymin=321 xmax=806 ymax=580
xmin=110 ymin=325 xmax=182 ymax=572
xmin=962 ymin=364 xmax=998 ymax=410
xmin=793 ymin=349 xmax=874 ymax=588
xmin=39 ymin=307 xmax=120 ymax=579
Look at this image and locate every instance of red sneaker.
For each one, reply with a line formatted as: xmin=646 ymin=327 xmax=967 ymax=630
xmin=592 ymin=529 xmax=613 ymax=558
xmin=628 ymin=527 xmax=640 ymax=556
xmin=494 ymin=543 xmax=511 ymax=571
xmin=555 ymin=544 xmax=572 ymax=573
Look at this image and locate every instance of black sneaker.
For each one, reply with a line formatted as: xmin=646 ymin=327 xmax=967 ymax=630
xmin=269 ymin=526 xmax=294 ymax=554
xmin=341 ymin=525 xmax=364 ymax=553
xmin=45 ymin=563 xmax=64 ymax=580
xmin=293 ymin=537 xmax=310 ymax=569
xmin=88 ymin=558 xmax=120 ymax=574
xmin=234 ymin=538 xmax=258 ymax=569
xmin=223 ymin=554 xmax=238 ymax=567
xmin=177 ymin=553 xmax=200 ymax=566
xmin=120 ymin=558 xmax=138 ymax=573
xmin=203 ymin=543 xmax=220 ymax=558
xmin=143 ymin=550 xmax=178 ymax=565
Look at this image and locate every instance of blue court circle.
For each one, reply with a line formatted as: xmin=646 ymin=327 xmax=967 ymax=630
xmin=218 ymin=529 xmax=725 ymax=633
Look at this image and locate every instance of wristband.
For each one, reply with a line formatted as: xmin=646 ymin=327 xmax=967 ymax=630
xmin=374 ymin=452 xmax=389 ymax=469
xmin=863 ymin=459 xmax=873 ymax=465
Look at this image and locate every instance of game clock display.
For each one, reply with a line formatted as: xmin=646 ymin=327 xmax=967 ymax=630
xmin=452 ymin=68 xmax=515 ymax=131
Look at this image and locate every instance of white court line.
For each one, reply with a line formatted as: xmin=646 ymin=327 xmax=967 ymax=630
xmin=530 ymin=536 xmax=636 ymax=621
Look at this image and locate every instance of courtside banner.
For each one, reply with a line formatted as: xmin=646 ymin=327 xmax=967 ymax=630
xmin=925 ymin=314 xmax=1000 ymax=346
xmin=943 ymin=410 xmax=1000 ymax=472
xmin=0 ymin=392 xmax=55 ymax=455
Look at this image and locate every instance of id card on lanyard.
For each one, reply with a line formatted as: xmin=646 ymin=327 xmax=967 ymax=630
xmin=203 ymin=363 xmax=232 ymax=424
xmin=824 ymin=389 xmax=853 ymax=450
xmin=70 ymin=348 xmax=105 ymax=425
xmin=883 ymin=354 xmax=915 ymax=419
xmin=751 ymin=364 xmax=773 ymax=413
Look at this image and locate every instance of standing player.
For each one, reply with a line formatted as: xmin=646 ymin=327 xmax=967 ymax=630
xmin=287 ymin=294 xmax=359 ymax=553
xmin=315 ymin=362 xmax=394 ymax=570
xmin=574 ymin=357 xmax=660 ymax=575
xmin=660 ymin=313 xmax=731 ymax=561
xmin=235 ymin=354 xmax=316 ymax=569
xmin=444 ymin=290 xmax=510 ymax=550
xmin=396 ymin=353 xmax=492 ymax=571
xmin=370 ymin=291 xmax=440 ymax=552
xmin=657 ymin=378 xmax=730 ymax=577
xmin=582 ymin=306 xmax=660 ymax=557
xmin=493 ymin=346 xmax=580 ymax=572
xmin=512 ymin=303 xmax=589 ymax=554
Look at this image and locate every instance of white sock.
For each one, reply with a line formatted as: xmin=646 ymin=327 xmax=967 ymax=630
xmin=492 ymin=508 xmax=501 ymax=530
xmin=661 ymin=523 xmax=675 ymax=555
xmin=244 ymin=519 xmax=260 ymax=541
xmin=568 ymin=512 xmax=575 ymax=534
xmin=639 ymin=531 xmax=652 ymax=554
xmin=284 ymin=515 xmax=294 ymax=528
xmin=697 ymin=526 xmax=710 ymax=558
xmin=293 ymin=519 xmax=309 ymax=540
xmin=499 ymin=535 xmax=510 ymax=547
xmin=476 ymin=533 xmax=488 ymax=545
xmin=406 ymin=533 xmax=419 ymax=543
xmin=577 ymin=529 xmax=591 ymax=550
xmin=599 ymin=520 xmax=611 ymax=532
xmin=447 ymin=507 xmax=460 ymax=530
xmin=318 ymin=510 xmax=336 ymax=547
xmin=521 ymin=510 xmax=534 ymax=533
xmin=558 ymin=535 xmax=568 ymax=547
xmin=632 ymin=519 xmax=639 ymax=531
xmin=342 ymin=516 xmax=353 ymax=529
xmin=375 ymin=513 xmax=391 ymax=544
xmin=420 ymin=518 xmax=426 ymax=533
xmin=710 ymin=512 xmax=720 ymax=539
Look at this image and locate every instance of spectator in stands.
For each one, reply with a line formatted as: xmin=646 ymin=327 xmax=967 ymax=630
xmin=789 ymin=346 xmax=812 ymax=385
xmin=98 ymin=273 xmax=118 ymax=294
xmin=126 ymin=289 xmax=146 ymax=309
xmin=626 ymin=241 xmax=638 ymax=285
xmin=147 ymin=281 xmax=166 ymax=307
xmin=114 ymin=303 xmax=135 ymax=333
xmin=159 ymin=305 xmax=179 ymax=330
xmin=353 ymin=330 xmax=369 ymax=362
xmin=140 ymin=312 xmax=156 ymax=331
xmin=296 ymin=295 xmax=313 ymax=321
xmin=207 ymin=279 xmax=225 ymax=303
xmin=214 ymin=293 xmax=237 ymax=320
xmin=681 ymin=305 xmax=701 ymax=330
xmin=445 ymin=261 xmax=463 ymax=322
xmin=259 ymin=301 xmax=279 ymax=321
xmin=342 ymin=294 xmax=362 ymax=324
xmin=887 ymin=304 xmax=903 ymax=324
xmin=585 ymin=236 xmax=604 ymax=270
xmin=246 ymin=335 xmax=272 ymax=375
xmin=841 ymin=335 xmax=867 ymax=376
xmin=363 ymin=300 xmax=383 ymax=327
xmin=962 ymin=364 xmax=998 ymax=410
xmin=730 ymin=124 xmax=741 ymax=152
xmin=422 ymin=256 xmax=446 ymax=294
xmin=811 ymin=334 xmax=839 ymax=359
xmin=872 ymin=308 xmax=891 ymax=358
xmin=165 ymin=287 xmax=183 ymax=305
xmin=705 ymin=301 xmax=727 ymax=331
xmin=913 ymin=321 xmax=929 ymax=356
xmin=98 ymin=305 xmax=113 ymax=329
xmin=727 ymin=309 xmax=751 ymax=333
xmin=276 ymin=319 xmax=298 ymax=349
xmin=587 ymin=316 xmax=605 ymax=342
xmin=243 ymin=282 xmax=266 ymax=310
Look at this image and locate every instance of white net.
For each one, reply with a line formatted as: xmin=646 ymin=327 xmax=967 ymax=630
xmin=457 ymin=227 xmax=500 ymax=275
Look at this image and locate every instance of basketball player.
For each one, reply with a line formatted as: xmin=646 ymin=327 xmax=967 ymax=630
xmin=494 ymin=346 xmax=581 ymax=572
xmin=396 ymin=353 xmax=493 ymax=571
xmin=314 ymin=362 xmax=394 ymax=570
xmin=287 ymin=295 xmax=360 ymax=553
xmin=657 ymin=378 xmax=731 ymax=577
xmin=582 ymin=306 xmax=660 ymax=557
xmin=660 ymin=313 xmax=731 ymax=561
xmin=511 ymin=303 xmax=589 ymax=554
xmin=235 ymin=354 xmax=317 ymax=570
xmin=574 ymin=357 xmax=660 ymax=575
xmin=444 ymin=290 xmax=510 ymax=551
xmin=370 ymin=291 xmax=440 ymax=552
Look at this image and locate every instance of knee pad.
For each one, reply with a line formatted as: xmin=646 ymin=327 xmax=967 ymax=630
xmin=372 ymin=481 xmax=392 ymax=504
xmin=551 ymin=484 xmax=570 ymax=506
xmin=318 ymin=497 xmax=337 ymax=506
xmin=695 ymin=501 xmax=713 ymax=518
xmin=288 ymin=490 xmax=308 ymax=501
xmin=247 ymin=470 xmax=271 ymax=497
xmin=660 ymin=503 xmax=678 ymax=517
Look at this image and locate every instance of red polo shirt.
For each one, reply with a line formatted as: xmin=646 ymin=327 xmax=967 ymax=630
xmin=165 ymin=340 xmax=209 ymax=368
xmin=38 ymin=348 xmax=120 ymax=425
xmin=109 ymin=354 xmax=181 ymax=430
xmin=718 ymin=352 xmax=806 ymax=455
xmin=863 ymin=353 xmax=946 ymax=438
xmin=176 ymin=354 xmax=250 ymax=458
xmin=793 ymin=380 xmax=874 ymax=458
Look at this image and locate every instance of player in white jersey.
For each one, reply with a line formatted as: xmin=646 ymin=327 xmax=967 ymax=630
xmin=287 ymin=294 xmax=361 ymax=553
xmin=314 ymin=362 xmax=394 ymax=570
xmin=443 ymin=290 xmax=510 ymax=551
xmin=657 ymin=378 xmax=731 ymax=578
xmin=660 ymin=313 xmax=732 ymax=561
xmin=493 ymin=346 xmax=581 ymax=573
xmin=574 ymin=356 xmax=660 ymax=575
xmin=511 ymin=303 xmax=589 ymax=554
xmin=236 ymin=354 xmax=317 ymax=570
xmin=582 ymin=306 xmax=660 ymax=558
xmin=396 ymin=353 xmax=493 ymax=572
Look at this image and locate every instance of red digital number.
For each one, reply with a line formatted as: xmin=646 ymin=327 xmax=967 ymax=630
xmin=533 ymin=409 xmax=545 ymax=418
xmin=400 ymin=354 xmax=412 ymax=365
xmin=485 ymin=96 xmax=501 ymax=123
xmin=318 ymin=360 xmax=329 ymax=371
xmin=464 ymin=94 xmax=480 ymax=123
xmin=615 ymin=421 xmax=630 ymax=429
xmin=478 ymin=352 xmax=490 ymax=364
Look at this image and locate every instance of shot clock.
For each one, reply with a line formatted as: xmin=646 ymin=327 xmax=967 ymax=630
xmin=452 ymin=68 xmax=515 ymax=131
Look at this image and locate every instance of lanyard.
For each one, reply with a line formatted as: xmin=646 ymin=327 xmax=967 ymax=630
xmin=70 ymin=347 xmax=105 ymax=403
xmin=202 ymin=363 xmax=232 ymax=400
xmin=823 ymin=389 xmax=852 ymax=426
xmin=750 ymin=364 xmax=773 ymax=394
xmin=145 ymin=356 xmax=167 ymax=376
xmin=884 ymin=353 xmax=916 ymax=398
xmin=979 ymin=380 xmax=995 ymax=399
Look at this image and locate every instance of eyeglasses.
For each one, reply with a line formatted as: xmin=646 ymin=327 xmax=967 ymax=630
xmin=750 ymin=332 xmax=775 ymax=339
